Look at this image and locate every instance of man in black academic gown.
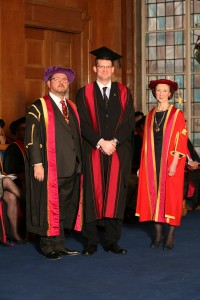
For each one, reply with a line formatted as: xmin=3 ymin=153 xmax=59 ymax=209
xmin=76 ymin=47 xmax=135 ymax=255
xmin=25 ymin=66 xmax=82 ymax=260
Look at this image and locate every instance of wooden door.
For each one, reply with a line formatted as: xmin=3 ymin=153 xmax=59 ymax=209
xmin=24 ymin=27 xmax=79 ymax=110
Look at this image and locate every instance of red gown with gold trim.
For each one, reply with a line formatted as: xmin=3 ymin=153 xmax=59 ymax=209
xmin=136 ymin=105 xmax=188 ymax=226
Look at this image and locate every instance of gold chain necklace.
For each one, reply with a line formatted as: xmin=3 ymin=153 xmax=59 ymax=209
xmin=154 ymin=110 xmax=167 ymax=132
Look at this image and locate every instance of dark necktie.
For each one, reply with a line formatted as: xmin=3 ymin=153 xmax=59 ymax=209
xmin=102 ymin=87 xmax=109 ymax=109
xmin=60 ymin=99 xmax=70 ymax=124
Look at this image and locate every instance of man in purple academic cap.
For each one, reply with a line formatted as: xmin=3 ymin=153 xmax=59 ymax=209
xmin=25 ymin=66 xmax=82 ymax=260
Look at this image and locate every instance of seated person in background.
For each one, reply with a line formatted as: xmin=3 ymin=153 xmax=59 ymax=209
xmin=184 ymin=138 xmax=200 ymax=209
xmin=0 ymin=119 xmax=6 ymax=144
xmin=3 ymin=117 xmax=26 ymax=235
xmin=124 ymin=115 xmax=146 ymax=223
xmin=0 ymin=176 xmax=26 ymax=245
xmin=135 ymin=111 xmax=144 ymax=123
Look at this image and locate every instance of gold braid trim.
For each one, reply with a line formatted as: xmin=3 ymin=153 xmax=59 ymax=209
xmin=26 ymin=124 xmax=35 ymax=148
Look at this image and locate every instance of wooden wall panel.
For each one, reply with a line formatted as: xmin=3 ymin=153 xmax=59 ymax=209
xmin=25 ymin=28 xmax=48 ymax=108
xmin=0 ymin=0 xmax=25 ymax=136
xmin=24 ymin=27 xmax=87 ymax=106
xmin=87 ymin=0 xmax=123 ymax=84
xmin=50 ymin=31 xmax=77 ymax=100
xmin=25 ymin=2 xmax=83 ymax=33
xmin=0 ymin=0 xmax=136 ymax=131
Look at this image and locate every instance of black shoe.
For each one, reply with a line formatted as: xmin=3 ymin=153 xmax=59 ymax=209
xmin=163 ymin=242 xmax=174 ymax=250
xmin=0 ymin=240 xmax=13 ymax=247
xmin=45 ymin=251 xmax=63 ymax=260
xmin=82 ymin=245 xmax=97 ymax=256
xmin=7 ymin=235 xmax=28 ymax=245
xmin=150 ymin=240 xmax=163 ymax=249
xmin=104 ymin=244 xmax=127 ymax=255
xmin=58 ymin=248 xmax=80 ymax=256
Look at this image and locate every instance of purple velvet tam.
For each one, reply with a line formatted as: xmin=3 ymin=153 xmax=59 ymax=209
xmin=44 ymin=66 xmax=75 ymax=83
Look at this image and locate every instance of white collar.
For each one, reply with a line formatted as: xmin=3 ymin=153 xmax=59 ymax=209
xmin=49 ymin=92 xmax=67 ymax=105
xmin=96 ymin=80 xmax=112 ymax=90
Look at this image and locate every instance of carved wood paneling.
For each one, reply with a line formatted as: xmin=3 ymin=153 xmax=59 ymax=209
xmin=0 ymin=0 xmax=25 ymax=136
xmin=25 ymin=1 xmax=83 ymax=33
xmin=0 ymin=0 xmax=136 ymax=131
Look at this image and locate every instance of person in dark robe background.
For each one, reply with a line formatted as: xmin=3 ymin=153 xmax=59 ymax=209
xmin=76 ymin=46 xmax=135 ymax=256
xmin=184 ymin=138 xmax=200 ymax=209
xmin=124 ymin=115 xmax=146 ymax=224
xmin=25 ymin=66 xmax=82 ymax=260
xmin=3 ymin=117 xmax=26 ymax=237
xmin=0 ymin=176 xmax=26 ymax=245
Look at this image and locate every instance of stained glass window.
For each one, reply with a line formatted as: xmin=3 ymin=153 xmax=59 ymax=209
xmin=144 ymin=0 xmax=200 ymax=154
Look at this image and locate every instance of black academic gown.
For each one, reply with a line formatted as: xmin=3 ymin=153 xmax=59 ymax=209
xmin=184 ymin=139 xmax=200 ymax=207
xmin=25 ymin=96 xmax=82 ymax=236
xmin=76 ymin=81 xmax=135 ymax=223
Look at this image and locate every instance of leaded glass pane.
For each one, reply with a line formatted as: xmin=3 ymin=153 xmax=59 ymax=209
xmin=157 ymin=32 xmax=165 ymax=45
xmin=149 ymin=48 xmax=157 ymax=60
xmin=148 ymin=18 xmax=156 ymax=31
xmin=192 ymin=119 xmax=200 ymax=140
xmin=175 ymin=16 xmax=183 ymax=29
xmin=175 ymin=59 xmax=184 ymax=72
xmin=157 ymin=17 xmax=165 ymax=30
xmin=166 ymin=3 xmax=174 ymax=16
xmin=145 ymin=0 xmax=200 ymax=150
xmin=194 ymin=14 xmax=200 ymax=26
xmin=166 ymin=32 xmax=174 ymax=45
xmin=175 ymin=45 xmax=184 ymax=59
xmin=157 ymin=3 xmax=165 ymax=16
xmin=146 ymin=0 xmax=156 ymax=4
xmin=148 ymin=61 xmax=157 ymax=73
xmin=193 ymin=74 xmax=200 ymax=88
xmin=194 ymin=1 xmax=200 ymax=13
xmin=148 ymin=33 xmax=156 ymax=46
xmin=148 ymin=4 xmax=157 ymax=17
xmin=166 ymin=16 xmax=174 ymax=29
xmin=194 ymin=90 xmax=200 ymax=102
xmin=175 ymin=31 xmax=184 ymax=44
xmin=157 ymin=46 xmax=165 ymax=59
xmin=166 ymin=46 xmax=174 ymax=59
xmin=174 ymin=2 xmax=183 ymax=15
xmin=157 ymin=60 xmax=165 ymax=73
xmin=191 ymin=1 xmax=200 ymax=28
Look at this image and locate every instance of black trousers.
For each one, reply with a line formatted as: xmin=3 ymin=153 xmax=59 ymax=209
xmin=40 ymin=172 xmax=80 ymax=255
xmin=82 ymin=218 xmax=123 ymax=248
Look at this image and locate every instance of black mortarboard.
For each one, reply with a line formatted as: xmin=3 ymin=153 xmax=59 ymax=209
xmin=90 ymin=46 xmax=122 ymax=62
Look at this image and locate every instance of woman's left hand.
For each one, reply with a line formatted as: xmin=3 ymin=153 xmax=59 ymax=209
xmin=168 ymin=163 xmax=177 ymax=176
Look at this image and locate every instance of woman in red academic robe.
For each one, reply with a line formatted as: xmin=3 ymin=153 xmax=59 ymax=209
xmin=136 ymin=79 xmax=188 ymax=250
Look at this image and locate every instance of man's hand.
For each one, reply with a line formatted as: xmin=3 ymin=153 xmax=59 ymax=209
xmin=34 ymin=164 xmax=44 ymax=181
xmin=98 ymin=139 xmax=116 ymax=155
xmin=188 ymin=160 xmax=199 ymax=170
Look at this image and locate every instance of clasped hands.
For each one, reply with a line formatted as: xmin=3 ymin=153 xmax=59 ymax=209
xmin=98 ymin=139 xmax=117 ymax=155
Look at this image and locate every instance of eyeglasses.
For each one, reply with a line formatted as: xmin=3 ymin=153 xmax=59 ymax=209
xmin=51 ymin=77 xmax=69 ymax=83
xmin=96 ymin=65 xmax=113 ymax=70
